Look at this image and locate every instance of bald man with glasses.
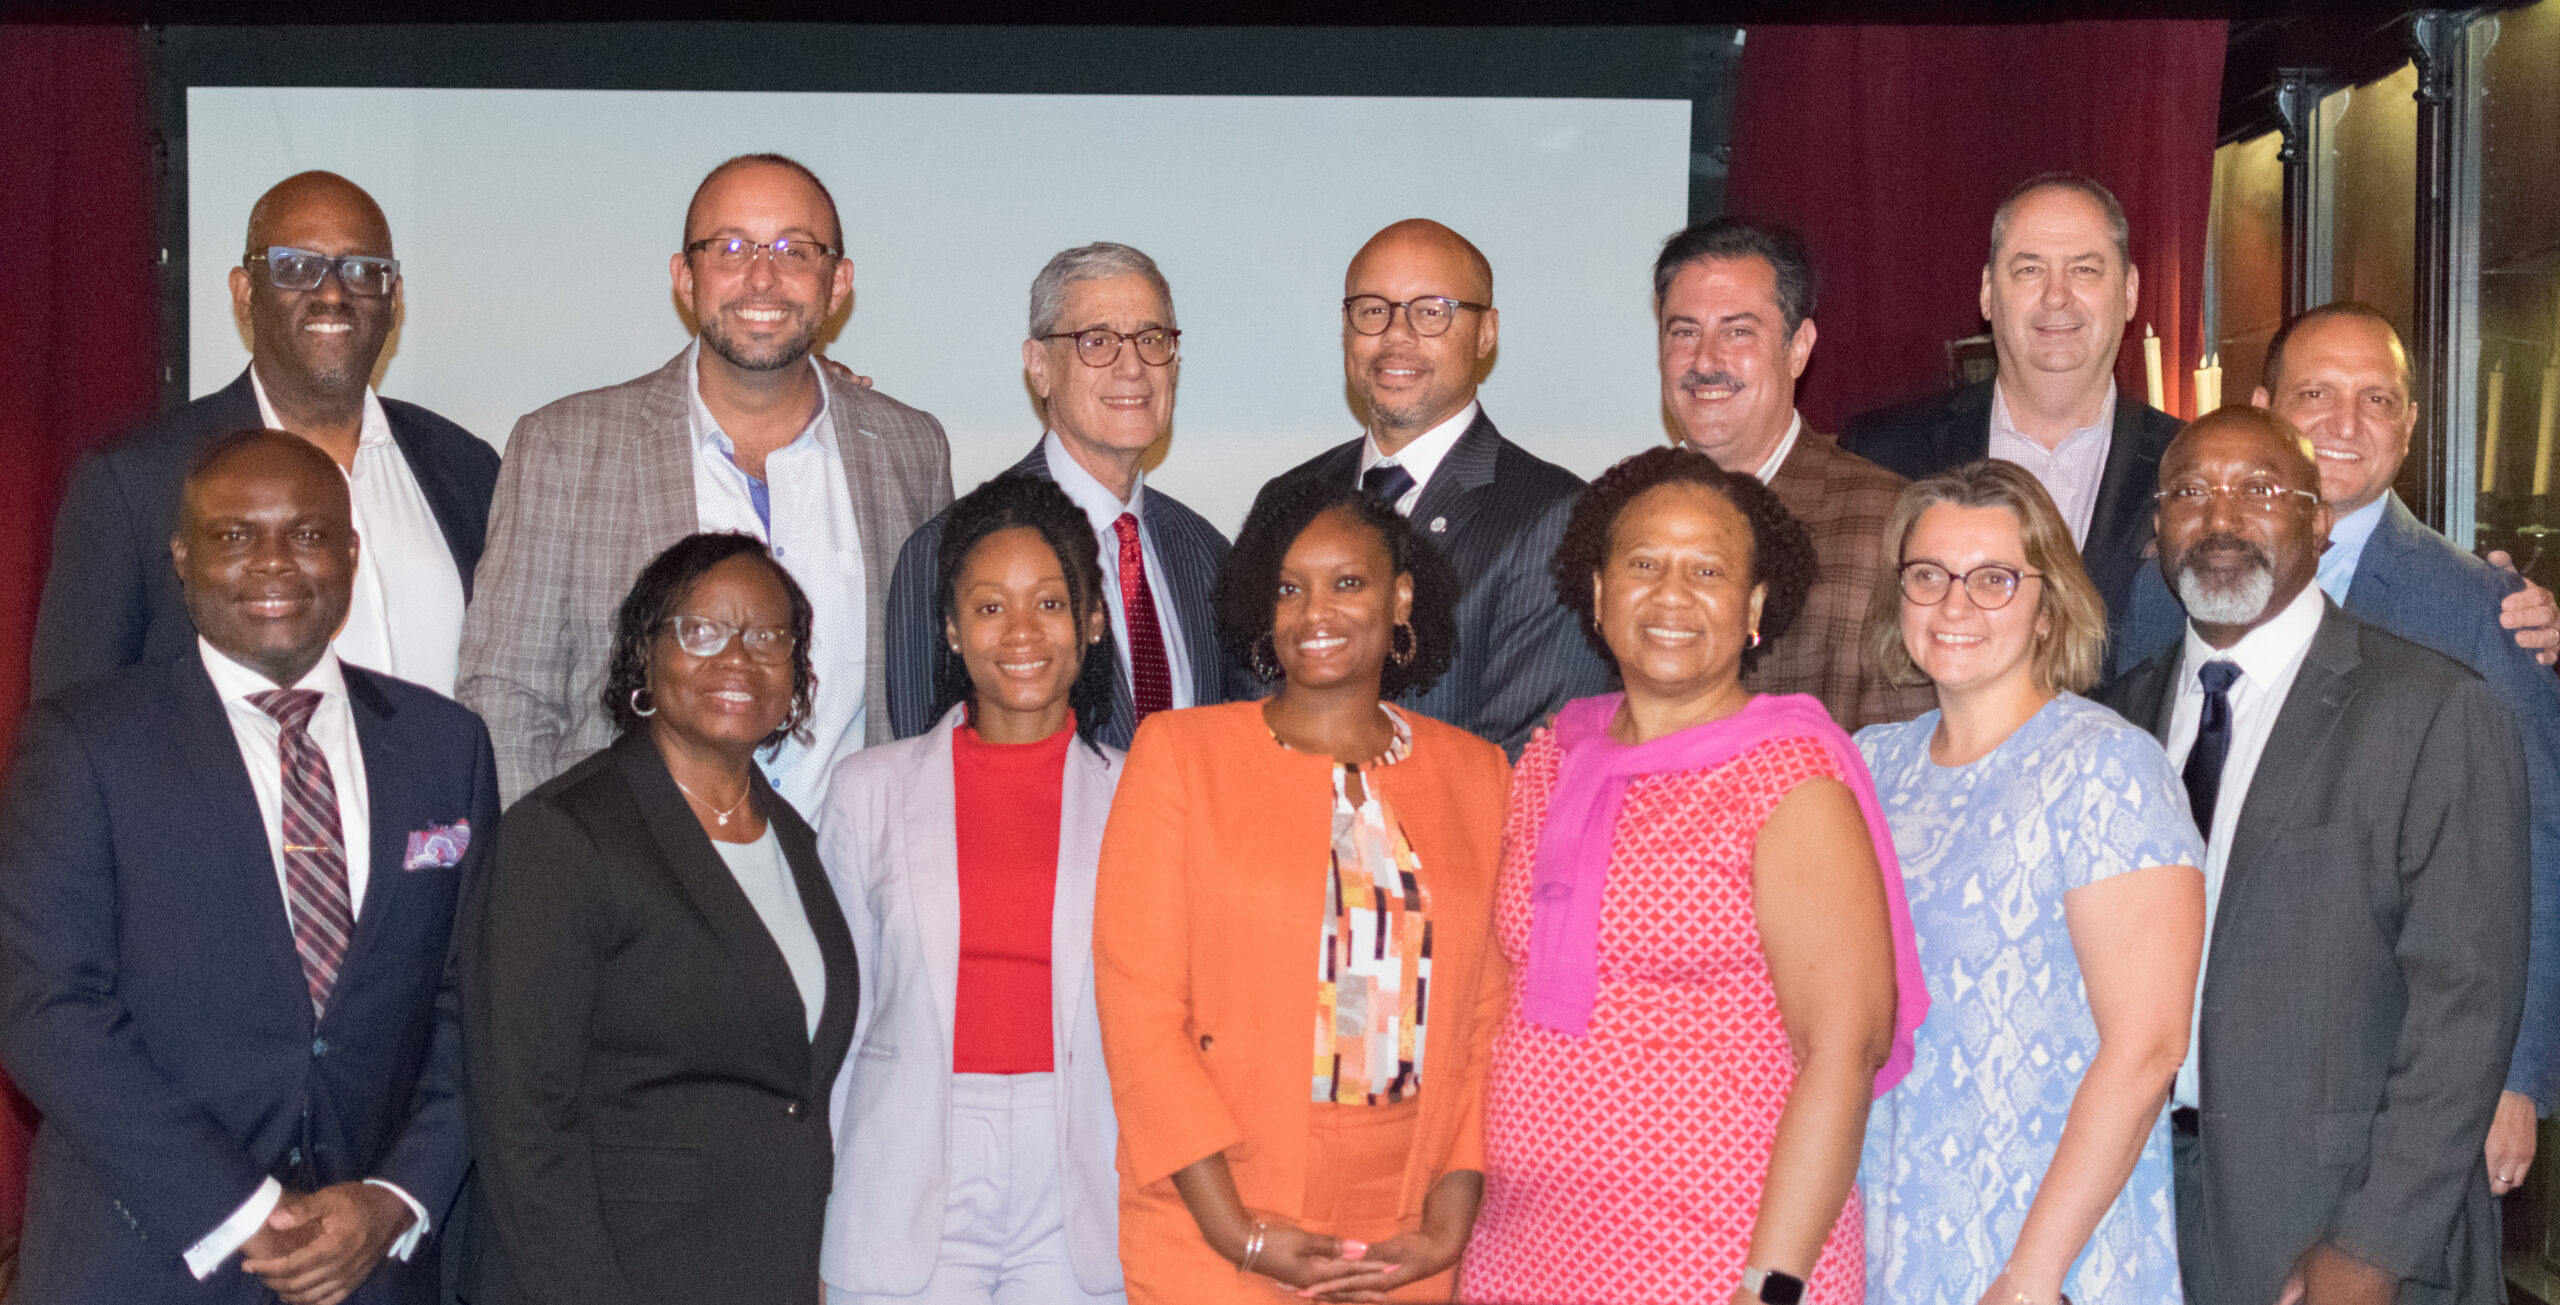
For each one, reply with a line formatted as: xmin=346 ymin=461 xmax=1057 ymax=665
xmin=33 ymin=170 xmax=499 ymax=701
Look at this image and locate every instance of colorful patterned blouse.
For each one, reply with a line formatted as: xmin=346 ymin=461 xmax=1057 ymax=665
xmin=1303 ymin=705 xmax=1432 ymax=1105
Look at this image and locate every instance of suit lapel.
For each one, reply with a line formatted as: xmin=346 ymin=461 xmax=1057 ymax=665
xmin=2223 ymin=605 xmax=2362 ymax=885
xmin=2342 ymin=493 xmax=2422 ymax=620
xmin=632 ymin=350 xmax=702 ymax=573
xmin=612 ymin=733 xmax=812 ymax=1075
xmin=775 ymin=806 xmax=858 ymax=1080
xmin=379 ymin=407 xmax=475 ymax=597
xmin=1051 ymin=737 xmax=1118 ymax=1062
xmin=907 ymin=713 xmax=964 ymax=1056
xmin=2084 ymin=398 xmax=2170 ymax=603
xmin=337 ymin=670 xmax=407 ymax=994
xmin=1939 ymin=381 xmax=1996 ymax=468
xmin=168 ymin=658 xmax=316 ymax=1036
xmin=1407 ymin=411 xmax=1501 ymax=536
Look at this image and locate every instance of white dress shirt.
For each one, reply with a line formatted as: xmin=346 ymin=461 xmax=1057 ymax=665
xmin=1356 ymin=399 xmax=1480 ymax=517
xmin=684 ymin=342 xmax=868 ymax=819
xmin=2163 ymin=580 xmax=2327 ymax=1109
xmin=249 ymin=370 xmax=469 ymax=696
xmin=1750 ymin=410 xmax=1806 ymax=484
xmin=1042 ymin=432 xmax=1196 ymax=710
xmin=1987 ymin=380 xmax=2116 ymax=548
xmin=712 ymin=827 xmax=826 ymax=1040
xmin=184 ymin=639 xmax=428 ymax=1278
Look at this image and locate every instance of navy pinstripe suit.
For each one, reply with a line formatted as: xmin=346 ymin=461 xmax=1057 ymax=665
xmin=1273 ymin=408 xmax=1609 ymax=756
xmin=883 ymin=444 xmax=1239 ymax=751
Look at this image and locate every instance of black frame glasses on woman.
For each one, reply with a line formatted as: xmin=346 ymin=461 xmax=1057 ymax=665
xmin=662 ymin=615 xmax=796 ymax=663
xmin=1898 ymin=561 xmax=2045 ymax=610
xmin=248 ymin=246 xmax=401 ymax=296
xmin=1039 ymin=327 xmax=1181 ymax=368
xmin=1341 ymin=295 xmax=1490 ymax=338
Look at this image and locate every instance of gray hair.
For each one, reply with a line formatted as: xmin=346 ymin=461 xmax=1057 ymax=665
xmin=1028 ymin=242 xmax=1176 ymax=339
xmin=1988 ymin=172 xmax=2131 ymax=269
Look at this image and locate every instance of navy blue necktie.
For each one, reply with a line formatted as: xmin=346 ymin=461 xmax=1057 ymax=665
xmin=1362 ymin=461 xmax=1416 ymax=511
xmin=2183 ymin=660 xmax=2242 ymax=839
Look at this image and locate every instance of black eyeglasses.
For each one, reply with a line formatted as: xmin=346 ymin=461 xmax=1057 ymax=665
xmin=682 ymin=237 xmax=841 ymax=272
xmin=1898 ymin=561 xmax=2044 ymax=610
xmin=1040 ymin=327 xmax=1181 ymax=368
xmin=247 ymin=246 xmax=400 ymax=297
xmin=1343 ymin=295 xmax=1490 ymax=338
xmin=662 ymin=616 xmax=796 ymax=664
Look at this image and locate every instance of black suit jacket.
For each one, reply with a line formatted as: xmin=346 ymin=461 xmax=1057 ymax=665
xmin=1841 ymin=379 xmax=2178 ymax=648
xmin=31 ymin=367 xmax=501 ymax=700
xmin=0 ymin=656 xmax=496 ymax=1304
xmin=2095 ymin=601 xmax=2528 ymax=1305
xmin=1276 ymin=408 xmax=1607 ymax=755
xmin=883 ymin=442 xmax=1237 ymax=750
xmin=462 ymin=730 xmax=859 ymax=1305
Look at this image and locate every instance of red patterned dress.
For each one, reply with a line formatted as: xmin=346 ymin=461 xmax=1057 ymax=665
xmin=1460 ymin=730 xmax=1863 ymax=1305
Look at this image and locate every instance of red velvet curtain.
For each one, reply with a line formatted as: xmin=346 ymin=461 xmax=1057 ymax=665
xmin=1727 ymin=20 xmax=2228 ymax=434
xmin=0 ymin=22 xmax=161 ymax=1247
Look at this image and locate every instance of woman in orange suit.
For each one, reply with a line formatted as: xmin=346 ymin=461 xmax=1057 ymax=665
xmin=1094 ymin=477 xmax=1509 ymax=1303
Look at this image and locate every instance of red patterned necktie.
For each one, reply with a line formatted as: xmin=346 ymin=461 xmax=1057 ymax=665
xmin=250 ymin=688 xmax=353 ymax=1018
xmin=1112 ymin=512 xmax=1175 ymax=728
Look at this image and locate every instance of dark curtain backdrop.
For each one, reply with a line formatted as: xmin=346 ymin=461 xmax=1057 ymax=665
xmin=0 ymin=22 xmax=161 ymax=1249
xmin=1727 ymin=19 xmax=2228 ymax=434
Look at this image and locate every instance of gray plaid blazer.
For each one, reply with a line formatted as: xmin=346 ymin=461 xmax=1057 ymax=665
xmin=458 ymin=348 xmax=953 ymax=805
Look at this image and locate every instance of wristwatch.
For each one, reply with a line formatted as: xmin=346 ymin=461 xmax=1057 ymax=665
xmin=1741 ymin=1266 xmax=1805 ymax=1304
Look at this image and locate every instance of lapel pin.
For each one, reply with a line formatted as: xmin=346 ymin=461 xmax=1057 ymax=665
xmin=1430 ymin=517 xmax=1447 ymax=532
xmin=858 ymin=428 xmax=880 ymax=440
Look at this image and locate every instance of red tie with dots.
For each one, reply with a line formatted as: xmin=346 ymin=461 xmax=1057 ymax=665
xmin=1113 ymin=513 xmax=1174 ymax=728
xmin=251 ymin=688 xmax=354 ymax=1018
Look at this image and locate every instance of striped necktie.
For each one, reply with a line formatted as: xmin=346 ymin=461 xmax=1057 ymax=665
xmin=251 ymin=688 xmax=353 ymax=1018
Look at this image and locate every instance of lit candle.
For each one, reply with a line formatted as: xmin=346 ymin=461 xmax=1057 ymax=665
xmin=2535 ymin=358 xmax=2558 ymax=497
xmin=2144 ymin=324 xmax=2166 ymax=412
xmin=2193 ymin=352 xmax=2223 ymax=415
xmin=2483 ymin=359 xmax=2505 ymax=496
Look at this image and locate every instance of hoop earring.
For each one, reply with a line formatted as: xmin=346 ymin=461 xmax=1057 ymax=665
xmin=1747 ymin=629 xmax=1762 ymax=649
xmin=1249 ymin=631 xmax=1282 ymax=682
xmin=630 ymin=686 xmax=657 ymax=717
xmin=1390 ymin=621 xmax=1417 ymax=668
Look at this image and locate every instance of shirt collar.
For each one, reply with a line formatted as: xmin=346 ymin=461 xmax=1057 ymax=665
xmin=2324 ymin=493 xmax=2390 ymax=567
xmin=2177 ymin=575 xmax=2326 ymax=689
xmin=248 ymin=364 xmax=393 ymax=451
xmin=1990 ymin=378 xmax=2116 ymax=449
xmin=682 ymin=339 xmax=835 ymax=458
xmin=1750 ymin=411 xmax=1805 ymax=483
xmin=1358 ymin=399 xmax=1480 ymax=491
xmin=198 ymin=635 xmax=350 ymax=703
xmin=1042 ymin=430 xmax=1144 ymax=524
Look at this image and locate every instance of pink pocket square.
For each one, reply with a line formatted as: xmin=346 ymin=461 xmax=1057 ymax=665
xmin=403 ymin=820 xmax=471 ymax=870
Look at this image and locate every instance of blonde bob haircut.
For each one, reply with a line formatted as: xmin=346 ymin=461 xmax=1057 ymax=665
xmin=1864 ymin=459 xmax=2108 ymax=695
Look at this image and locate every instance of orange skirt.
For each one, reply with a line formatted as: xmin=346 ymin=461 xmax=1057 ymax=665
xmin=1121 ymin=1098 xmax=1458 ymax=1304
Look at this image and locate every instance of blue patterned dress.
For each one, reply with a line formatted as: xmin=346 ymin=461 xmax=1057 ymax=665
xmin=1855 ymin=693 xmax=2203 ymax=1305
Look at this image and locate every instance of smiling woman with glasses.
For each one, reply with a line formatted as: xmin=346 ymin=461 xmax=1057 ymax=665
xmin=1851 ymin=460 xmax=2203 ymax=1305
xmin=466 ymin=531 xmax=860 ymax=1305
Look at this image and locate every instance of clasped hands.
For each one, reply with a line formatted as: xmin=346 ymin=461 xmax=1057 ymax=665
xmin=1229 ymin=1214 xmax=1467 ymax=1302
xmin=238 ymin=1180 xmax=416 ymax=1305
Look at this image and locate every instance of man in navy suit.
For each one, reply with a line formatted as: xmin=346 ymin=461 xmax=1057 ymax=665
xmin=31 ymin=170 xmax=498 ymax=700
xmin=885 ymin=242 xmax=1235 ymax=750
xmin=2115 ymin=303 xmax=2560 ymax=1205
xmin=1267 ymin=219 xmax=1605 ymax=754
xmin=0 ymin=429 xmax=496 ymax=1303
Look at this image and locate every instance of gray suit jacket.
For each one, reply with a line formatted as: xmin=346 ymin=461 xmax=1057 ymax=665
xmin=2096 ymin=600 xmax=2529 ymax=1305
xmin=458 ymin=348 xmax=952 ymax=804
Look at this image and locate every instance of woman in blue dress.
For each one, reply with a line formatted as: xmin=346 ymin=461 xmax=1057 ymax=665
xmin=1854 ymin=460 xmax=2205 ymax=1305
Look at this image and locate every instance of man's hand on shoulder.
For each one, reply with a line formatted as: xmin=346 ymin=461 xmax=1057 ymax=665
xmin=239 ymin=1182 xmax=415 ymax=1305
xmin=2486 ymin=552 xmax=2558 ymax=667
xmin=816 ymin=355 xmax=874 ymax=390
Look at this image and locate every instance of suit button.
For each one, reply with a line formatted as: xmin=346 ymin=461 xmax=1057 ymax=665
xmin=311 ymin=1038 xmax=328 ymax=1056
xmin=785 ymin=1100 xmax=805 ymax=1119
xmin=1198 ymin=1034 xmax=1214 ymax=1051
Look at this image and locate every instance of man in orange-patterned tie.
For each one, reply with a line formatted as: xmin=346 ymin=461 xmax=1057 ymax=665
xmin=0 ymin=428 xmax=497 ymax=1304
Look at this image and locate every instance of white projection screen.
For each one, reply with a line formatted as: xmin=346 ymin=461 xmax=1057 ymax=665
xmin=188 ymin=87 xmax=1690 ymax=531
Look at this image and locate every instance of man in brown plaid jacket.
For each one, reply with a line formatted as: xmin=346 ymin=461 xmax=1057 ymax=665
xmin=1650 ymin=217 xmax=1935 ymax=732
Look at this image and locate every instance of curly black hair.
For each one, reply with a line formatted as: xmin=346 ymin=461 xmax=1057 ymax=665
xmin=1551 ymin=445 xmax=1815 ymax=676
xmin=928 ymin=474 xmax=1115 ymax=746
xmin=602 ymin=532 xmax=818 ymax=749
xmin=1213 ymin=475 xmax=1459 ymax=699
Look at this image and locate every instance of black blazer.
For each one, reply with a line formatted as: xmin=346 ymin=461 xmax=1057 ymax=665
xmin=462 ymin=730 xmax=858 ymax=1305
xmin=0 ymin=656 xmax=496 ymax=1304
xmin=31 ymin=367 xmax=501 ymax=700
xmin=883 ymin=442 xmax=1238 ymax=750
xmin=1841 ymin=378 xmax=2179 ymax=649
xmin=2095 ymin=601 xmax=2528 ymax=1305
xmin=1275 ymin=408 xmax=1607 ymax=755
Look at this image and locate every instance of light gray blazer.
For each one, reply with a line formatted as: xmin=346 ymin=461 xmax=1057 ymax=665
xmin=458 ymin=347 xmax=953 ymax=804
xmin=815 ymin=705 xmax=1124 ymax=1296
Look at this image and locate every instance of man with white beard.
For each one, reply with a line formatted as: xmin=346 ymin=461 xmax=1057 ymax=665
xmin=2096 ymin=406 xmax=2528 ymax=1305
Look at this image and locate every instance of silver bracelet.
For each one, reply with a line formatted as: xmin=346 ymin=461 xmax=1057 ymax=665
xmin=1236 ymin=1219 xmax=1270 ymax=1276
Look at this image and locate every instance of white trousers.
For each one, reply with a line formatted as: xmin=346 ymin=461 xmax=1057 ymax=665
xmin=829 ymin=1072 xmax=1125 ymax=1305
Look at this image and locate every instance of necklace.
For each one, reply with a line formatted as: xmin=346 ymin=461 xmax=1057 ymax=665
xmin=672 ymin=775 xmax=750 ymax=827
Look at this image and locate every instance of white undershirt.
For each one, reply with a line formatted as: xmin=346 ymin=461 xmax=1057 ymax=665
xmin=249 ymin=370 xmax=467 ymax=696
xmin=1356 ymin=399 xmax=1480 ymax=516
xmin=1043 ymin=433 xmax=1196 ymax=709
xmin=2164 ymin=580 xmax=2326 ymax=1109
xmin=1751 ymin=411 xmax=1805 ymax=484
xmin=183 ymin=640 xmax=427 ymax=1278
xmin=712 ymin=827 xmax=827 ymax=1040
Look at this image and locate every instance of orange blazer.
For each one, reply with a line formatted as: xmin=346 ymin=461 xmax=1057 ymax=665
xmin=1095 ymin=700 xmax=1512 ymax=1222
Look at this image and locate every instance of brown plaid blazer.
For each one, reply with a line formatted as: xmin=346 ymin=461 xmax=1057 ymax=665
xmin=1747 ymin=427 xmax=1935 ymax=731
xmin=458 ymin=348 xmax=953 ymax=804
